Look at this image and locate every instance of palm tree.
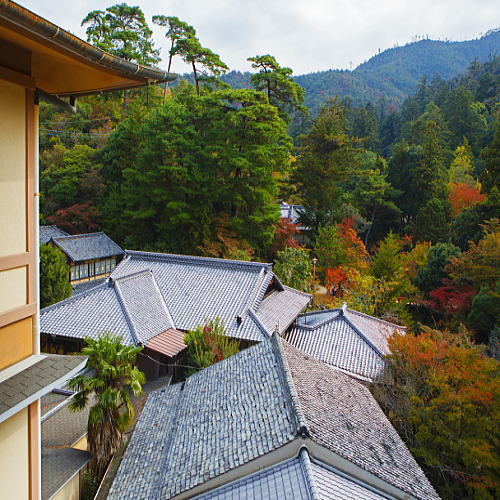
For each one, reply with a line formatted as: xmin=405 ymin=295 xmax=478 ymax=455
xmin=68 ymin=333 xmax=145 ymax=478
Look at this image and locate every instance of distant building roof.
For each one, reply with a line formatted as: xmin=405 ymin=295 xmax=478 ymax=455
xmin=286 ymin=306 xmax=405 ymax=382
xmin=280 ymin=202 xmax=305 ymax=224
xmin=41 ymin=251 xmax=311 ymax=352
xmin=51 ymin=232 xmax=124 ymax=262
xmin=40 ymin=225 xmax=69 ymax=245
xmin=108 ymin=336 xmax=438 ymax=500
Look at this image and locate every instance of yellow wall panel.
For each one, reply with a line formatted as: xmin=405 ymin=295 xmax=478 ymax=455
xmin=0 ymin=79 xmax=26 ymax=257
xmin=0 ymin=317 xmax=32 ymax=370
xmin=0 ymin=266 xmax=27 ymax=314
xmin=0 ymin=408 xmax=30 ymax=500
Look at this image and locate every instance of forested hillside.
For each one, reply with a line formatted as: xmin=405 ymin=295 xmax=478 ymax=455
xmin=220 ymin=30 xmax=499 ymax=112
xmin=38 ymin=5 xmax=499 ymax=499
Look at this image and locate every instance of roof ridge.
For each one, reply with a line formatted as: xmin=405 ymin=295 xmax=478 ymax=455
xmin=113 ymin=279 xmax=141 ymax=345
xmin=124 ymin=249 xmax=273 ymax=270
xmin=346 ymin=307 xmax=406 ymax=330
xmin=53 ymin=232 xmax=105 ymax=241
xmin=247 ymin=309 xmax=272 ymax=338
xmin=109 ymin=268 xmax=152 ymax=284
xmin=271 ymin=334 xmax=309 ymax=438
xmin=299 ymin=449 xmax=321 ymax=500
xmin=40 ymin=281 xmax=109 ymax=313
xmin=342 ymin=316 xmax=385 ymax=358
xmin=295 ymin=310 xmax=341 ymax=330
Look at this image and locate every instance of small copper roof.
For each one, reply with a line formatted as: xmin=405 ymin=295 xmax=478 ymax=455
xmin=146 ymin=328 xmax=186 ymax=358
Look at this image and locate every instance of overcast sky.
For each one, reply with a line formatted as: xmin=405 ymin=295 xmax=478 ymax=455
xmin=18 ymin=0 xmax=499 ymax=75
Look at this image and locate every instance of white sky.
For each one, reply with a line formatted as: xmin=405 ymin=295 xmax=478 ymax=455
xmin=17 ymin=0 xmax=499 ymax=75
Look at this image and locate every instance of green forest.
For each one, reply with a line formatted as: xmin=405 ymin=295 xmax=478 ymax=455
xmin=39 ymin=5 xmax=499 ymax=499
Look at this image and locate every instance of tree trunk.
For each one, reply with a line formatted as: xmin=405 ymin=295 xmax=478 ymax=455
xmin=164 ymin=44 xmax=174 ymax=98
xmin=192 ymin=61 xmax=200 ymax=96
xmin=88 ymin=411 xmax=122 ymax=479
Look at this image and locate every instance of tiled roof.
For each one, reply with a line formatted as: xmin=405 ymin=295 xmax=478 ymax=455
xmin=108 ymin=339 xmax=298 ymax=499
xmin=0 ymin=355 xmax=86 ymax=423
xmin=194 ymin=452 xmax=313 ymax=500
xmin=108 ymin=336 xmax=438 ymax=500
xmin=114 ymin=270 xmax=175 ymax=343
xmin=41 ymin=251 xmax=310 ymax=349
xmin=308 ymin=456 xmax=388 ymax=500
xmin=52 ymin=232 xmax=124 ymax=262
xmin=41 ymin=447 xmax=90 ymax=500
xmin=256 ymin=286 xmax=311 ymax=335
xmin=40 ymin=225 xmax=69 ymax=244
xmin=195 ymin=449 xmax=389 ymax=500
xmin=71 ymin=278 xmax=106 ymax=296
xmin=344 ymin=308 xmax=405 ymax=355
xmin=286 ymin=307 xmax=405 ymax=382
xmin=282 ymin=341 xmax=438 ymax=500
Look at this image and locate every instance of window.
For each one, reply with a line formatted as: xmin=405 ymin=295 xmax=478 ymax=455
xmin=70 ymin=266 xmax=78 ymax=281
xmin=105 ymin=259 xmax=111 ymax=273
xmin=79 ymin=263 xmax=88 ymax=278
xmin=110 ymin=258 xmax=116 ymax=271
xmin=95 ymin=260 xmax=105 ymax=276
xmin=88 ymin=262 xmax=95 ymax=277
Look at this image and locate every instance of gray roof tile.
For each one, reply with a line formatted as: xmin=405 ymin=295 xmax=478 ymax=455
xmin=40 ymin=225 xmax=69 ymax=244
xmin=71 ymin=278 xmax=106 ymax=296
xmin=42 ymin=397 xmax=89 ymax=448
xmin=256 ymin=286 xmax=311 ymax=335
xmin=287 ymin=312 xmax=386 ymax=382
xmin=283 ymin=341 xmax=438 ymax=500
xmin=41 ymin=251 xmax=309 ymax=348
xmin=108 ymin=337 xmax=438 ymax=500
xmin=52 ymin=232 xmax=123 ymax=262
xmin=195 ymin=452 xmax=314 ymax=500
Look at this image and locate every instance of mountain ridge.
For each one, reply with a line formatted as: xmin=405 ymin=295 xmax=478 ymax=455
xmin=217 ymin=29 xmax=499 ymax=112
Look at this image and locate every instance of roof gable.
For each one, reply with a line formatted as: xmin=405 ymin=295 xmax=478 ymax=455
xmin=112 ymin=270 xmax=174 ymax=343
xmin=282 ymin=341 xmax=438 ymax=500
xmin=111 ymin=251 xmax=277 ymax=341
xmin=40 ymin=225 xmax=69 ymax=244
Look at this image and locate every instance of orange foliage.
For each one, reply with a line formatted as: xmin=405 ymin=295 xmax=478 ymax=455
xmin=448 ymin=182 xmax=486 ymax=216
xmin=384 ymin=327 xmax=500 ymax=496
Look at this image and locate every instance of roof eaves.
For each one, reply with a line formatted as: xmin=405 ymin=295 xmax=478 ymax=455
xmin=0 ymin=1 xmax=177 ymax=95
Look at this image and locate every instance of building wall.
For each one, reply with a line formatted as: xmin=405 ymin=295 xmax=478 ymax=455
xmin=0 ymin=80 xmax=26 ymax=258
xmin=51 ymin=473 xmax=80 ymax=500
xmin=0 ymin=64 xmax=39 ymax=499
xmin=0 ymin=408 xmax=30 ymax=499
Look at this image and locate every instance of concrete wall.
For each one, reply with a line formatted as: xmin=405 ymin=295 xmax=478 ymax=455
xmin=0 ymin=408 xmax=30 ymax=499
xmin=0 ymin=79 xmax=26 ymax=258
